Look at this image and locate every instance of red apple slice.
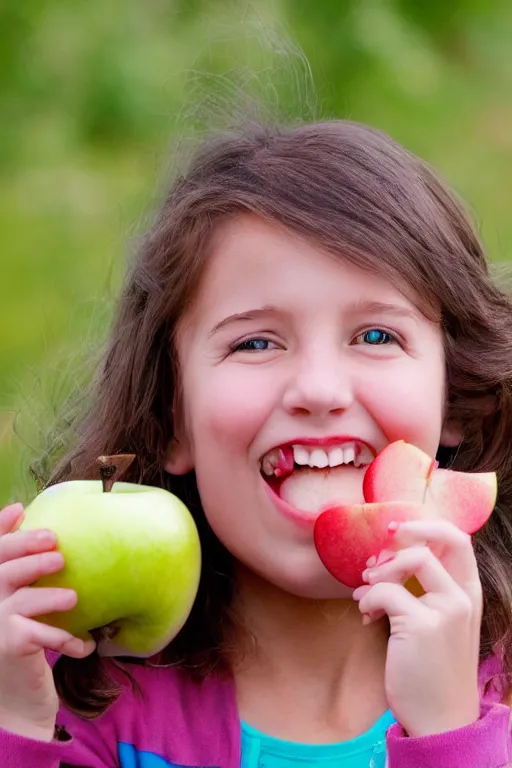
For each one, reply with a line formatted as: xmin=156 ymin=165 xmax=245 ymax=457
xmin=363 ymin=440 xmax=497 ymax=533
xmin=363 ymin=441 xmax=435 ymax=504
xmin=314 ymin=440 xmax=497 ymax=588
xmin=314 ymin=501 xmax=428 ymax=588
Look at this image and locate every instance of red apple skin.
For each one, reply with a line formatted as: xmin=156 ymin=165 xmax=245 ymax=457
xmin=314 ymin=440 xmax=497 ymax=589
xmin=314 ymin=501 xmax=426 ymax=588
xmin=363 ymin=441 xmax=497 ymax=534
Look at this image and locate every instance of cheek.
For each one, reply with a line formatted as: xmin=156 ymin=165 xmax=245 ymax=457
xmin=190 ymin=367 xmax=276 ymax=451
xmin=359 ymin=362 xmax=445 ymax=449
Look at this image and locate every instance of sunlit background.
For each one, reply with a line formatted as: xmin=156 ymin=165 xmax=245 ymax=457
xmin=2 ymin=0 xmax=512 ymax=505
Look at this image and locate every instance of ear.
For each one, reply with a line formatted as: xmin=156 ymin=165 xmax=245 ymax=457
xmin=164 ymin=436 xmax=194 ymax=476
xmin=440 ymin=417 xmax=463 ymax=448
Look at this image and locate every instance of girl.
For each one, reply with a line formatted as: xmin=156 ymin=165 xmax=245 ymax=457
xmin=1 ymin=119 xmax=512 ymax=768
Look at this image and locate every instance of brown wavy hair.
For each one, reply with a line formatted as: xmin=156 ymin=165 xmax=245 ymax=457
xmin=44 ymin=119 xmax=512 ymax=716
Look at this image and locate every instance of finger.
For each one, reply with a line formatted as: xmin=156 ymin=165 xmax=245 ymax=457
xmin=387 ymin=519 xmax=479 ymax=589
xmin=3 ymin=614 xmax=95 ymax=659
xmin=389 ymin=518 xmax=469 ymax=552
xmin=355 ymin=581 xmax=425 ymax=621
xmin=363 ymin=545 xmax=459 ymax=595
xmin=0 ymin=529 xmax=57 ymax=565
xmin=0 ymin=551 xmax=65 ymax=598
xmin=351 ymin=585 xmax=385 ymax=624
xmin=6 ymin=585 xmax=78 ymax=618
xmin=0 ymin=503 xmax=25 ymax=535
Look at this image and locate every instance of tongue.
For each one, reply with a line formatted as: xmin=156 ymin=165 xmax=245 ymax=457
xmin=280 ymin=466 xmax=365 ymax=514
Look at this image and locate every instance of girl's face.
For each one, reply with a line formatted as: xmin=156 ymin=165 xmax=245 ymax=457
xmin=167 ymin=214 xmax=458 ymax=598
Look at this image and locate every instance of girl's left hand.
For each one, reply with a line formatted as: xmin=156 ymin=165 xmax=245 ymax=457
xmin=353 ymin=519 xmax=483 ymax=738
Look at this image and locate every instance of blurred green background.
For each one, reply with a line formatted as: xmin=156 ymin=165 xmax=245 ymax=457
xmin=2 ymin=0 xmax=512 ymax=505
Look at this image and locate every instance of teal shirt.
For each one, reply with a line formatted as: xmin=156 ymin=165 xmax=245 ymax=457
xmin=241 ymin=710 xmax=396 ymax=768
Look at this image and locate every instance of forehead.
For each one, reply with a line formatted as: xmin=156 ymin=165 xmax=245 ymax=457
xmin=183 ymin=214 xmax=438 ymax=327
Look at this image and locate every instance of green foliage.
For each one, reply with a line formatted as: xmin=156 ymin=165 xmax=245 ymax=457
xmin=2 ymin=0 xmax=512 ymax=502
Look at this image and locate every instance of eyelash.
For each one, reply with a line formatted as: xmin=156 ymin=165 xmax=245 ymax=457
xmin=228 ymin=328 xmax=401 ymax=354
xmin=229 ymin=338 xmax=277 ymax=353
xmin=354 ymin=328 xmax=400 ymax=346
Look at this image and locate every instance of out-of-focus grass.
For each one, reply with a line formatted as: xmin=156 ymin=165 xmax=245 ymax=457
xmin=0 ymin=149 xmax=154 ymax=502
xmin=2 ymin=1 xmax=512 ymax=504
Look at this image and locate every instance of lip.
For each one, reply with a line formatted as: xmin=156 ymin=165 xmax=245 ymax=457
xmin=260 ymin=435 xmax=376 ymax=528
xmin=259 ymin=435 xmax=378 ymax=462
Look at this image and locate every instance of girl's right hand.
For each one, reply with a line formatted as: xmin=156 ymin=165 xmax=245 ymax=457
xmin=0 ymin=502 xmax=95 ymax=741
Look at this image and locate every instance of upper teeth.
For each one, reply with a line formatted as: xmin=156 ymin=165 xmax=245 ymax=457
xmin=261 ymin=441 xmax=373 ymax=476
xmin=293 ymin=443 xmax=371 ymax=469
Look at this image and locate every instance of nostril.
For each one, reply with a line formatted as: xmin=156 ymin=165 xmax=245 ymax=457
xmin=282 ymin=374 xmax=354 ymax=417
xmin=288 ymin=406 xmax=312 ymax=417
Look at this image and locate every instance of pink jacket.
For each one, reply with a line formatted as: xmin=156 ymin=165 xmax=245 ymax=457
xmin=1 ymin=653 xmax=510 ymax=767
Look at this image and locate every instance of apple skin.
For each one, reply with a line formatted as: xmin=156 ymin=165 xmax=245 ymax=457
xmin=363 ymin=440 xmax=497 ymax=533
xmin=314 ymin=501 xmax=426 ymax=589
xmin=20 ymin=480 xmax=201 ymax=658
xmin=314 ymin=441 xmax=497 ymax=589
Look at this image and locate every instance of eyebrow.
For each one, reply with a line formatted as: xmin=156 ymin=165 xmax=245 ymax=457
xmin=208 ymin=300 xmax=422 ymax=337
xmin=209 ymin=305 xmax=280 ymax=337
xmin=346 ymin=300 xmax=421 ymax=324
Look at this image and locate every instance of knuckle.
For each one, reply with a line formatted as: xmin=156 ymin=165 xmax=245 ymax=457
xmin=3 ymin=613 xmax=26 ymax=652
xmin=450 ymin=594 xmax=473 ymax=620
xmin=2 ymin=587 xmax=28 ymax=618
xmin=0 ymin=573 xmax=10 ymax=600
xmin=0 ymin=530 xmax=24 ymax=563
xmin=397 ymin=545 xmax=430 ymax=571
xmin=28 ymin=551 xmax=56 ymax=578
xmin=0 ymin=535 xmax=11 ymax=564
xmin=422 ymin=611 xmax=443 ymax=634
xmin=414 ymin=545 xmax=432 ymax=564
xmin=453 ymin=528 xmax=472 ymax=549
xmin=365 ymin=581 xmax=393 ymax=603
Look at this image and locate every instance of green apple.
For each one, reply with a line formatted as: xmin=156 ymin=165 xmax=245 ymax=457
xmin=20 ymin=474 xmax=201 ymax=658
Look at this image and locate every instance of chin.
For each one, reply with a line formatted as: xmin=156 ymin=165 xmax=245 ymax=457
xmin=280 ymin=576 xmax=354 ymax=600
xmin=251 ymin=559 xmax=354 ymax=600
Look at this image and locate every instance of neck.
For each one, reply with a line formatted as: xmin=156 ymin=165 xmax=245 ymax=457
xmin=231 ymin=565 xmax=390 ymax=742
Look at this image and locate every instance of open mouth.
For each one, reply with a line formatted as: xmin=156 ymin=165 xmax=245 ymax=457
xmin=260 ymin=440 xmax=375 ymax=524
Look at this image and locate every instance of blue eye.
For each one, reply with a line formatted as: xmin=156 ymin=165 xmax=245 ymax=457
xmin=232 ymin=338 xmax=272 ymax=352
xmin=359 ymin=329 xmax=395 ymax=345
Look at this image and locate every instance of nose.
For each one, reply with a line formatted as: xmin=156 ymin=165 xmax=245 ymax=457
xmin=282 ymin=349 xmax=354 ymax=418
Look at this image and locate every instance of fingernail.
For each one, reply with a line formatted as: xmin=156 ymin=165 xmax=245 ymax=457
xmin=388 ymin=521 xmax=400 ymax=534
xmin=362 ymin=614 xmax=373 ymax=625
xmin=35 ymin=530 xmax=56 ymax=543
xmin=366 ymin=555 xmax=377 ymax=568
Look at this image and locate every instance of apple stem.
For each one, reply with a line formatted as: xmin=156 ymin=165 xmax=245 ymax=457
xmin=96 ymin=454 xmax=136 ymax=493
xmin=91 ymin=623 xmax=121 ymax=643
xmin=423 ymin=459 xmax=437 ymax=503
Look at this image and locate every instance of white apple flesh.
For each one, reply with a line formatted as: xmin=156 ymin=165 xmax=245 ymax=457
xmin=20 ymin=480 xmax=201 ymax=658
